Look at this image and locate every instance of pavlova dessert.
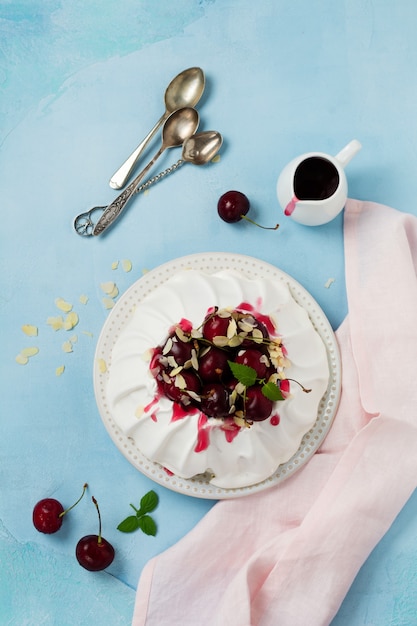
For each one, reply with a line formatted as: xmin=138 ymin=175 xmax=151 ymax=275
xmin=106 ymin=269 xmax=329 ymax=488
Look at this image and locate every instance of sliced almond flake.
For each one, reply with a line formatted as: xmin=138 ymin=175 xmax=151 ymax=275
xmin=22 ymin=324 xmax=38 ymax=337
xmin=162 ymin=337 xmax=173 ymax=355
xmin=55 ymin=298 xmax=73 ymax=313
xmin=62 ymin=341 xmax=73 ymax=353
xmin=111 ymin=261 xmax=119 ymax=270
xmin=191 ymin=349 xmax=199 ymax=370
xmin=141 ymin=268 xmax=149 ymax=275
xmin=252 ymin=328 xmax=264 ymax=343
xmin=21 ymin=346 xmax=39 ymax=358
xmin=16 ymin=353 xmax=29 ymax=365
xmin=235 ymin=382 xmax=246 ymax=395
xmin=238 ymin=320 xmax=255 ymax=333
xmin=228 ymin=335 xmax=243 ymax=348
xmin=211 ymin=154 xmax=221 ymax=163
xmin=142 ymin=348 xmax=153 ymax=362
xmin=135 ymin=405 xmax=144 ymax=418
xmin=167 ymin=355 xmax=178 ymax=368
xmin=55 ymin=365 xmax=65 ymax=376
xmin=108 ymin=284 xmax=119 ymax=299
xmin=324 ymin=277 xmax=335 ymax=289
xmin=218 ymin=309 xmax=232 ymax=318
xmin=79 ymin=294 xmax=89 ymax=305
xmin=97 ymin=358 xmax=107 ymax=373
xmin=199 ymin=346 xmax=210 ymax=357
xmin=122 ymin=259 xmax=132 ymax=272
xmin=260 ymin=354 xmax=270 ymax=366
xmin=187 ymin=390 xmax=201 ymax=402
xmin=47 ymin=315 xmax=64 ymax=331
xmin=63 ymin=311 xmax=79 ymax=330
xmin=170 ymin=365 xmax=183 ymax=376
xmin=175 ymin=373 xmax=186 ymax=389
xmin=69 ymin=334 xmax=78 ymax=344
xmin=82 ymin=330 xmax=94 ymax=337
xmin=175 ymin=327 xmax=190 ymax=343
xmin=100 ymin=281 xmax=116 ymax=295
xmin=227 ymin=318 xmax=237 ymax=339
xmin=213 ymin=335 xmax=229 ymax=347
xmin=102 ymin=297 xmax=115 ymax=310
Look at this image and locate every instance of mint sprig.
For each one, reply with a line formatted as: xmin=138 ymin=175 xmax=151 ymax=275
xmin=228 ymin=360 xmax=286 ymax=401
xmin=117 ymin=490 xmax=159 ymax=535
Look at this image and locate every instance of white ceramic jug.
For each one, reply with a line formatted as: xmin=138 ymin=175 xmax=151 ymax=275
xmin=276 ymin=140 xmax=362 ymax=226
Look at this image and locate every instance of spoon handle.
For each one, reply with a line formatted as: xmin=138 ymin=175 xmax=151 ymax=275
xmin=109 ymin=111 xmax=168 ymax=190
xmin=93 ymin=146 xmax=165 ymax=236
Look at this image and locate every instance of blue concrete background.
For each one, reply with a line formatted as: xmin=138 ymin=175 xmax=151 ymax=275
xmin=1 ymin=1 xmax=416 ymax=624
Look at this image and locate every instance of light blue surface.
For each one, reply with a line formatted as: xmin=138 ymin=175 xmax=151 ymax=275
xmin=1 ymin=1 xmax=416 ymax=624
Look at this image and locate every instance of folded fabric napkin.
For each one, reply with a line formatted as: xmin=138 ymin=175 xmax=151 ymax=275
xmin=133 ymin=200 xmax=417 ymax=626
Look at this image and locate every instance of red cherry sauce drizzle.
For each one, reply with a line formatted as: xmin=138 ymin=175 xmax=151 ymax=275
xmin=270 ymin=414 xmax=280 ymax=426
xmin=236 ymin=301 xmax=277 ymax=336
xmin=194 ymin=414 xmax=211 ymax=452
xmin=144 ymin=397 xmax=159 ymax=421
xmin=284 ymin=196 xmax=298 ymax=216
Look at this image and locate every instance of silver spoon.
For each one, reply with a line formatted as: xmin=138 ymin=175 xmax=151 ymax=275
xmin=92 ymin=107 xmax=199 ymax=236
xmin=73 ymin=130 xmax=222 ymax=237
xmin=109 ymin=67 xmax=205 ymax=190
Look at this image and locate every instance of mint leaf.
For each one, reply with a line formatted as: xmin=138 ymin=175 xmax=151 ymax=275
xmin=136 ymin=490 xmax=159 ymax=517
xmin=138 ymin=514 xmax=157 ymax=536
xmin=262 ymin=382 xmax=285 ymax=401
xmin=117 ymin=515 xmax=140 ymax=533
xmin=228 ymin=361 xmax=257 ymax=387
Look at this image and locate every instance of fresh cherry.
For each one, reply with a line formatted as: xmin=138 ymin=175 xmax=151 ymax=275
xmin=201 ymin=382 xmax=231 ymax=418
xmin=202 ymin=311 xmax=231 ymax=342
xmin=235 ymin=348 xmax=269 ymax=379
xmin=76 ymin=496 xmax=115 ymax=572
xmin=198 ymin=347 xmax=230 ymax=383
xmin=244 ymin=386 xmax=273 ymax=422
xmin=217 ymin=191 xmax=279 ymax=230
xmin=162 ymin=370 xmax=201 ymax=407
xmin=33 ymin=483 xmax=88 ymax=534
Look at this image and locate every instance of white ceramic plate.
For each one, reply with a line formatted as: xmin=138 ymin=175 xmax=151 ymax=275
xmin=94 ymin=252 xmax=341 ymax=499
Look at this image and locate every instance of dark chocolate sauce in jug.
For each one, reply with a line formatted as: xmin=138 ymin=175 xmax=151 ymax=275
xmin=294 ymin=157 xmax=339 ymax=201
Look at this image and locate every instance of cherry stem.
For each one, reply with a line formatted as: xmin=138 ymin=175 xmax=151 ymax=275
xmin=286 ymin=378 xmax=312 ymax=393
xmin=92 ymin=496 xmax=102 ymax=545
xmin=59 ymin=483 xmax=88 ymax=518
xmin=241 ymin=215 xmax=280 ymax=230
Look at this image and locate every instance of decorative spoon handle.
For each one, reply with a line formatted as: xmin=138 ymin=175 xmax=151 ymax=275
xmin=93 ymin=146 xmax=165 ymax=236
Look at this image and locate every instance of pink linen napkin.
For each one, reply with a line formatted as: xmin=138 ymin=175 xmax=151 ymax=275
xmin=132 ymin=199 xmax=417 ymax=626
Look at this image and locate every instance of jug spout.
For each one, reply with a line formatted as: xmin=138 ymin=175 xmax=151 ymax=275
xmin=335 ymin=139 xmax=362 ymax=168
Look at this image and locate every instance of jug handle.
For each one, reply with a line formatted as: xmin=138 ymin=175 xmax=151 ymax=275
xmin=335 ymin=139 xmax=362 ymax=167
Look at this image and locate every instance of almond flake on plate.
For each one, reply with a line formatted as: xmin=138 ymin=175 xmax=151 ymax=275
xmin=97 ymin=358 xmax=107 ymax=373
xmin=122 ymin=259 xmax=132 ymax=272
xmin=55 ymin=365 xmax=65 ymax=376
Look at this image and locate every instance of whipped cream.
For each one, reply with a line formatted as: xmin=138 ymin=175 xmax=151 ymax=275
xmin=106 ymin=270 xmax=329 ymax=489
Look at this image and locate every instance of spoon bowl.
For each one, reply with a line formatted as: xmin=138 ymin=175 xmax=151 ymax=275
xmin=109 ymin=67 xmax=205 ymax=189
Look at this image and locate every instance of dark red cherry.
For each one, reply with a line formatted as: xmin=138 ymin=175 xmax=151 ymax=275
xmin=244 ymin=386 xmax=273 ymax=421
xmin=201 ymin=383 xmax=230 ymax=418
xmin=33 ymin=483 xmax=88 ymax=534
xmin=198 ymin=347 xmax=230 ymax=382
xmin=217 ymin=191 xmax=279 ymax=230
xmin=235 ymin=349 xmax=268 ymax=379
xmin=76 ymin=496 xmax=115 ymax=572
xmin=202 ymin=312 xmax=231 ymax=342
xmin=217 ymin=190 xmax=250 ymax=223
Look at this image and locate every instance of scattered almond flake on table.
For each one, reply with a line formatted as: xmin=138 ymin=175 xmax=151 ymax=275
xmin=63 ymin=311 xmax=79 ymax=330
xmin=15 ymin=354 xmax=29 ymax=365
xmin=55 ymin=365 xmax=65 ymax=376
xmin=102 ymin=297 xmax=115 ymax=310
xmin=47 ymin=315 xmax=64 ymax=331
xmin=111 ymin=261 xmax=119 ymax=270
xmin=82 ymin=330 xmax=93 ymax=337
xmin=211 ymin=154 xmax=221 ymax=163
xmin=97 ymin=358 xmax=107 ymax=373
xmin=324 ymin=277 xmax=335 ymax=288
xmin=62 ymin=340 xmax=73 ymax=353
xmin=55 ymin=297 xmax=73 ymax=313
xmin=21 ymin=347 xmax=39 ymax=358
xmin=79 ymin=294 xmax=89 ymax=305
xmin=21 ymin=324 xmax=38 ymax=336
xmin=122 ymin=259 xmax=132 ymax=272
xmin=70 ymin=334 xmax=78 ymax=344
xmin=100 ymin=281 xmax=116 ymax=295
